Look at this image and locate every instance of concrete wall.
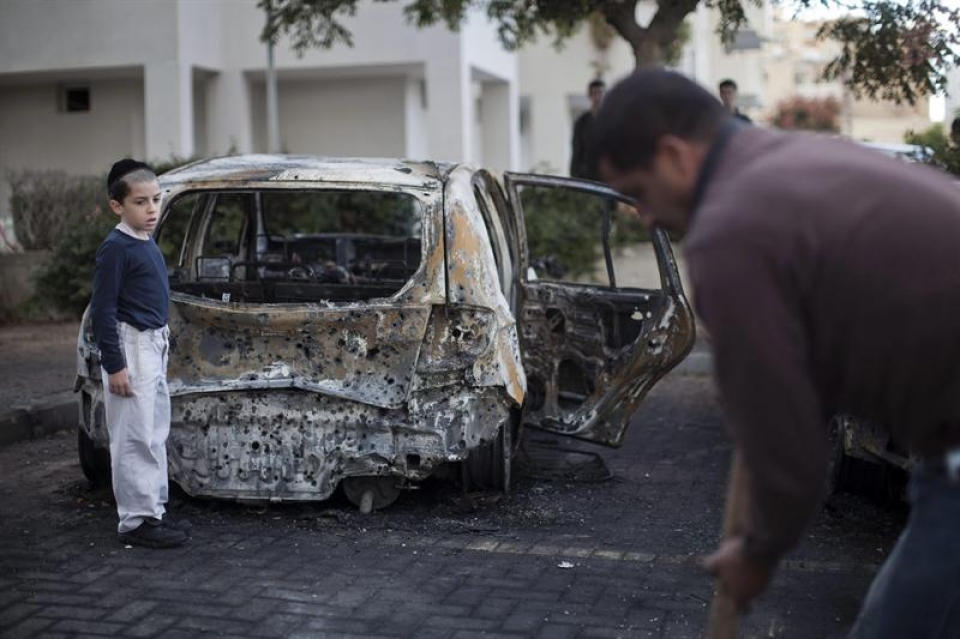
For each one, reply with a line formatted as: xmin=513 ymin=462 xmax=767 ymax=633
xmin=250 ymin=76 xmax=408 ymax=157
xmin=518 ymin=28 xmax=636 ymax=173
xmin=0 ymin=76 xmax=145 ymax=241
xmin=0 ymin=0 xmax=521 ymax=248
xmin=945 ymin=67 xmax=960 ymax=125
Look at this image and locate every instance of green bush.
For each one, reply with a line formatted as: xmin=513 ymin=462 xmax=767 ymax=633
xmin=10 ymin=156 xmax=200 ymax=319
xmin=8 ymin=170 xmax=104 ymax=251
xmin=904 ymin=124 xmax=960 ymax=176
xmin=33 ymin=203 xmax=118 ymax=318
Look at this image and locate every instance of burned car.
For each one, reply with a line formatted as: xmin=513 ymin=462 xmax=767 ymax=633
xmin=75 ymin=156 xmax=694 ymax=510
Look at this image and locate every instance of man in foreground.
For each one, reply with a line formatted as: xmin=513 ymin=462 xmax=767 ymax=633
xmin=593 ymin=68 xmax=960 ymax=637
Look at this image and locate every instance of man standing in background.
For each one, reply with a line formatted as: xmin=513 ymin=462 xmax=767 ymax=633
xmin=570 ymin=79 xmax=606 ymax=180
xmin=719 ymin=79 xmax=752 ymax=124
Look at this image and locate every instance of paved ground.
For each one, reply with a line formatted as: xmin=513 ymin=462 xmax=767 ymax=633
xmin=0 ymin=321 xmax=78 ymax=409
xmin=0 ymin=370 xmax=905 ymax=638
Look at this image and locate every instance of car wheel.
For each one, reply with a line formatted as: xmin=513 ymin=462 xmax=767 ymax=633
xmin=826 ymin=416 xmax=854 ymax=495
xmin=78 ymin=426 xmax=111 ymax=487
xmin=342 ymin=476 xmax=401 ymax=513
xmin=462 ymin=409 xmax=520 ymax=494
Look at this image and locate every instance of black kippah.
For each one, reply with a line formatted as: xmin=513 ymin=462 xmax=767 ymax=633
xmin=107 ymin=159 xmax=152 ymax=190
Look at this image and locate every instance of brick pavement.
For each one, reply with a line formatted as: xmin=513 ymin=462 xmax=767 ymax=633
xmin=0 ymin=374 xmax=904 ymax=638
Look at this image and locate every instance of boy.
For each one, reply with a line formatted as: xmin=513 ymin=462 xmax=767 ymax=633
xmin=90 ymin=159 xmax=190 ymax=548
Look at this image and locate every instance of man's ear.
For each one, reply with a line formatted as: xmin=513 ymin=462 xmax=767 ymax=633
xmin=108 ymin=199 xmax=124 ymax=216
xmin=655 ymin=135 xmax=700 ymax=182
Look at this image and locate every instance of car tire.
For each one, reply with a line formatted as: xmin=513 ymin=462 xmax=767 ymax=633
xmin=826 ymin=416 xmax=854 ymax=496
xmin=462 ymin=409 xmax=520 ymax=494
xmin=78 ymin=426 xmax=111 ymax=487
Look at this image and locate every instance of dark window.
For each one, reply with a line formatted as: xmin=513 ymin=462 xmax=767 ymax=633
xmin=173 ymin=188 xmax=424 ymax=304
xmin=204 ymin=194 xmax=249 ymax=257
xmin=155 ymin=193 xmax=200 ymax=274
xmin=58 ymin=86 xmax=90 ymax=113
xmin=259 ymin=190 xmax=422 ymax=287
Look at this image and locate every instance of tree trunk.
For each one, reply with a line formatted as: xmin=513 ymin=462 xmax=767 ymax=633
xmin=634 ymin=37 xmax=665 ymax=67
xmin=607 ymin=0 xmax=699 ymax=69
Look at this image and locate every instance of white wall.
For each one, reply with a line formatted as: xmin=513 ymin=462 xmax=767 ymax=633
xmin=946 ymin=67 xmax=960 ymax=125
xmin=0 ymin=1 xmax=174 ymax=73
xmin=250 ymin=76 xmax=407 ymax=157
xmin=0 ymin=0 xmax=523 ymax=246
xmin=0 ymin=77 xmax=145 ymax=238
xmin=0 ymin=78 xmax=145 ymax=173
xmin=518 ymin=28 xmax=635 ymax=174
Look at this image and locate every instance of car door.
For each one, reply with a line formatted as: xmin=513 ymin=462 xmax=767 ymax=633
xmin=503 ymin=173 xmax=695 ymax=447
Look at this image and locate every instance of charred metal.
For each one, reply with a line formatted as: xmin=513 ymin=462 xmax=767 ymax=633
xmin=76 ymin=155 xmax=694 ymax=510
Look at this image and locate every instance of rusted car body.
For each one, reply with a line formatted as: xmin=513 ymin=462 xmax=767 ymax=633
xmin=75 ymin=155 xmax=695 ymax=509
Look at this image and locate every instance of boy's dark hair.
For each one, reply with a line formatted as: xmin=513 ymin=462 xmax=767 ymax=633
xmin=107 ymin=159 xmax=156 ymax=202
xmin=718 ymin=78 xmax=738 ymax=91
xmin=592 ymin=69 xmax=728 ymax=171
xmin=588 ymin=79 xmax=606 ymax=92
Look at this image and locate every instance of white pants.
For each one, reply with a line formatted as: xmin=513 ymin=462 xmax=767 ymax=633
xmin=101 ymin=322 xmax=171 ymax=533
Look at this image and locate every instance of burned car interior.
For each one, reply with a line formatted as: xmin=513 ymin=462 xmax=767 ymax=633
xmin=161 ymin=189 xmax=423 ymax=304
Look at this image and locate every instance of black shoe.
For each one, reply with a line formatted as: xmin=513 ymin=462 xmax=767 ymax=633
xmin=119 ymin=520 xmax=187 ymax=549
xmin=156 ymin=515 xmax=193 ymax=537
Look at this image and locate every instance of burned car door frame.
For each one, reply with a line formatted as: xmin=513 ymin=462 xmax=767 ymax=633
xmin=503 ymin=173 xmax=696 ymax=447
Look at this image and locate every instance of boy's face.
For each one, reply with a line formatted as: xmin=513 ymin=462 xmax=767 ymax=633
xmin=109 ymin=179 xmax=162 ymax=234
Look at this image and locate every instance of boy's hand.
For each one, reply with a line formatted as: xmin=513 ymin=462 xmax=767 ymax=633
xmin=108 ymin=369 xmax=134 ymax=397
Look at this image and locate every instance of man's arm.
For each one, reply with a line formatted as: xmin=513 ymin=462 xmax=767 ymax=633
xmin=688 ymin=240 xmax=829 ymax=601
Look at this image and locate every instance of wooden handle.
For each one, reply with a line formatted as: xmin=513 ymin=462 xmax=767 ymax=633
xmin=706 ymin=450 xmax=749 ymax=639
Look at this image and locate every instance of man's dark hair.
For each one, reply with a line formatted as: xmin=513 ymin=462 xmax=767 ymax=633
xmin=718 ymin=78 xmax=738 ymax=91
xmin=588 ymin=79 xmax=606 ymax=92
xmin=591 ymin=69 xmax=728 ymax=171
xmin=107 ymin=159 xmax=156 ymax=202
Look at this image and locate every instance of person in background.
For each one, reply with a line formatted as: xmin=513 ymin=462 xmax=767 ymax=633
xmin=718 ymin=78 xmax=752 ymax=124
xmin=570 ymin=78 xmax=606 ymax=180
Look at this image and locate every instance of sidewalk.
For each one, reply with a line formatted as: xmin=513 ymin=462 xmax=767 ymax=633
xmin=0 ymin=321 xmax=80 ymax=446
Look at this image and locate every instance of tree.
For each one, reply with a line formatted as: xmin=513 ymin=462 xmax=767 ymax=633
xmin=904 ymin=123 xmax=960 ymax=176
xmin=770 ymin=96 xmax=842 ymax=132
xmin=259 ymin=0 xmax=959 ymax=105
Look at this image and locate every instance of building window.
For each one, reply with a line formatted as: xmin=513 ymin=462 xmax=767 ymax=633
xmin=57 ymin=85 xmax=90 ymax=113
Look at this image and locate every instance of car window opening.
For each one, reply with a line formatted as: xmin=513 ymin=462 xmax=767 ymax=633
xmin=158 ymin=189 xmax=424 ymax=304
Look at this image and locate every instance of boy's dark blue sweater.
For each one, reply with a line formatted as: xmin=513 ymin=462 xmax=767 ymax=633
xmin=90 ymin=228 xmax=170 ymax=374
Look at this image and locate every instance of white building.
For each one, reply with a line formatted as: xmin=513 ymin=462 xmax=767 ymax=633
xmin=1 ymin=0 xmax=780 ymax=248
xmin=518 ymin=1 xmax=773 ymax=174
xmin=761 ymin=11 xmax=932 ymax=142
xmin=0 ymin=0 xmax=519 ymax=243
xmin=945 ymin=66 xmax=960 ymax=126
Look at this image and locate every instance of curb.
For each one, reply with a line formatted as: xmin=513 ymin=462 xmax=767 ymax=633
xmin=672 ymin=350 xmax=713 ymax=377
xmin=0 ymin=393 xmax=76 ymax=448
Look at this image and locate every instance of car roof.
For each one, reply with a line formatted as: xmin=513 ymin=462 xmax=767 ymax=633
xmin=160 ymin=154 xmax=454 ymax=188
